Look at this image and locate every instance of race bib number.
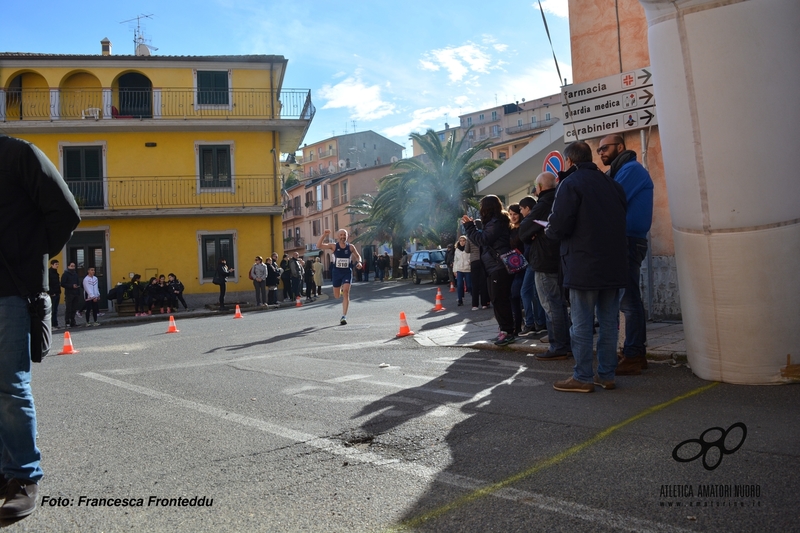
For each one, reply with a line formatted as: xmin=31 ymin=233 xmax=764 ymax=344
xmin=335 ymin=258 xmax=350 ymax=269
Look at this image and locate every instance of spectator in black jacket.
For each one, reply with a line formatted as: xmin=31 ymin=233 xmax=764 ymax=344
xmin=520 ymin=173 xmax=572 ymax=360
xmin=0 ymin=134 xmax=80 ymax=518
xmin=60 ymin=261 xmax=83 ymax=328
xmin=143 ymin=277 xmax=162 ymax=315
xmin=545 ymin=141 xmax=627 ymax=393
xmin=265 ymin=257 xmax=280 ymax=305
xmin=463 ymin=195 xmax=516 ymax=346
xmin=215 ymin=259 xmax=234 ymax=311
xmin=48 ymin=259 xmax=61 ymax=329
xmin=167 ymin=273 xmax=188 ymax=310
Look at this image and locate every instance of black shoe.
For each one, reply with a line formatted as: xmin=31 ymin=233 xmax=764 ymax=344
xmin=0 ymin=479 xmax=38 ymax=518
xmin=535 ymin=351 xmax=570 ymax=361
xmin=519 ymin=325 xmax=536 ymax=336
xmin=457 ymin=300 xmax=463 ymax=306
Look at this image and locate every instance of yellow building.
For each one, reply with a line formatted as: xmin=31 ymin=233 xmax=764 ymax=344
xmin=0 ymin=45 xmax=314 ymax=308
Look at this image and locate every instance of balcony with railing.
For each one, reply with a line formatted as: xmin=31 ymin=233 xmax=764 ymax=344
xmin=504 ymin=117 xmax=560 ymax=135
xmin=0 ymin=87 xmax=315 ymax=122
xmin=64 ymin=175 xmax=280 ymax=213
xmin=307 ymin=201 xmax=323 ymax=215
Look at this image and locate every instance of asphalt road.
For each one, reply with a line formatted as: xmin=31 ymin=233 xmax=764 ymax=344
xmin=4 ymin=280 xmax=798 ymax=532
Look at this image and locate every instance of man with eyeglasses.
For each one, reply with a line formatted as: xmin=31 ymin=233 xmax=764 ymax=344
xmin=597 ymin=134 xmax=654 ymax=376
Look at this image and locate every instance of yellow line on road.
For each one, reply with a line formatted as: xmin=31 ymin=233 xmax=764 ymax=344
xmin=390 ymin=381 xmax=720 ymax=531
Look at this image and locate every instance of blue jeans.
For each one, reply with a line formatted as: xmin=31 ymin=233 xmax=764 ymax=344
xmin=535 ymin=271 xmax=571 ymax=354
xmin=0 ymin=296 xmax=43 ymax=482
xmin=620 ymin=237 xmax=648 ymax=358
xmin=456 ymin=271 xmax=471 ymax=302
xmin=569 ymin=288 xmax=620 ymax=384
xmin=521 ymin=268 xmax=547 ymax=328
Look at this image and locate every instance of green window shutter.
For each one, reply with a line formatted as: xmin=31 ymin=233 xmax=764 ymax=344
xmin=197 ymin=71 xmax=229 ymax=105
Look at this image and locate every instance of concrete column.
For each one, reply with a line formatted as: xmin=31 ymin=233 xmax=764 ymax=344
xmin=639 ymin=0 xmax=800 ymax=383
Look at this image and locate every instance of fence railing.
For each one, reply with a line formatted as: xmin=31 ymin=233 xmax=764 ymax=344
xmin=65 ymin=176 xmax=280 ymax=210
xmin=1 ymin=87 xmax=314 ymax=121
xmin=504 ymin=117 xmax=560 ymax=135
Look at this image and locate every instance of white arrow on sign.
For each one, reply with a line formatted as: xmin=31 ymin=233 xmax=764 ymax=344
xmin=563 ymin=108 xmax=658 ymax=141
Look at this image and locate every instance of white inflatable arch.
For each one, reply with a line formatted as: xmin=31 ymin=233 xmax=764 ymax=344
xmin=639 ymin=0 xmax=800 ymax=384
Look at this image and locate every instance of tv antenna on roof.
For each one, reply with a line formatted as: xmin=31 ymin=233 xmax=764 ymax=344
xmin=120 ymin=14 xmax=158 ymax=56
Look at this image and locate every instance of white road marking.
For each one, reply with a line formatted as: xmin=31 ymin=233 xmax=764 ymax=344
xmin=80 ymin=371 xmax=691 ymax=533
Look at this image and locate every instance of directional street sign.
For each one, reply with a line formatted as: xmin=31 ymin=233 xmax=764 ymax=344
xmin=561 ymin=67 xmax=657 ymax=141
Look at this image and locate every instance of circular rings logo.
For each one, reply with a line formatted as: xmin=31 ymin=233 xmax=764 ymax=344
xmin=672 ymin=422 xmax=747 ymax=471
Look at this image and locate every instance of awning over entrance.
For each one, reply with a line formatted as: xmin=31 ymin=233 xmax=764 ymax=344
xmin=477 ymin=120 xmax=565 ymax=197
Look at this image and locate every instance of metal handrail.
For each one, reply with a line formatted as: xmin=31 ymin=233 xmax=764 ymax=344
xmin=65 ymin=175 xmax=280 ymax=210
xmin=504 ymin=117 xmax=560 ymax=135
xmin=1 ymin=88 xmax=314 ymax=121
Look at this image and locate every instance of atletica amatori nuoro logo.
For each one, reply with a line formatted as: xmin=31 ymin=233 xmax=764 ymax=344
xmin=672 ymin=422 xmax=747 ymax=471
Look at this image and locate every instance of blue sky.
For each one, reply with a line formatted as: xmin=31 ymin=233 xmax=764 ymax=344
xmin=2 ymin=0 xmax=571 ymax=157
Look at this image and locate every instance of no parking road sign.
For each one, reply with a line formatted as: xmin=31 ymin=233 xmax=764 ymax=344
xmin=543 ymin=151 xmax=564 ymax=176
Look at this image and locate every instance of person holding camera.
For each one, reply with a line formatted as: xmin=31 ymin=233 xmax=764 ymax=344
xmin=0 ymin=135 xmax=80 ymax=518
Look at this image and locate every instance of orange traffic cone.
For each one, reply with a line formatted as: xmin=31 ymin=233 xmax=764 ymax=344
xmin=395 ymin=312 xmax=415 ymax=337
xmin=58 ymin=331 xmax=79 ymax=355
xmin=432 ymin=287 xmax=446 ymax=312
xmin=166 ymin=315 xmax=179 ymax=333
xmin=449 ymin=281 xmax=456 ymax=292
xmin=295 ymin=296 xmax=302 ymax=307
xmin=233 ymin=305 xmax=243 ymax=319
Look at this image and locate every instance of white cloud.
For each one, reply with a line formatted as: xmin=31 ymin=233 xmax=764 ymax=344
xmin=318 ymin=74 xmax=396 ymax=121
xmin=382 ymin=106 xmax=461 ymax=138
xmin=534 ymin=0 xmax=569 ymax=19
xmin=489 ymin=59 xmax=573 ymax=104
xmin=420 ymin=43 xmax=494 ymax=83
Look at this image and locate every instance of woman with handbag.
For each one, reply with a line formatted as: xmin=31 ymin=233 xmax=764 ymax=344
xmin=462 ymin=195 xmax=516 ymax=346
xmin=508 ymin=204 xmax=526 ymax=336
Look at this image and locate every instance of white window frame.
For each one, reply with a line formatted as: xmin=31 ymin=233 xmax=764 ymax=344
xmin=193 ymin=69 xmax=233 ymax=111
xmin=195 ymin=140 xmax=235 ymax=193
xmin=58 ymin=141 xmax=108 ymax=208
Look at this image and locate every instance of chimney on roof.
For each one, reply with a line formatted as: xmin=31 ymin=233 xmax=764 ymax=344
xmin=101 ymin=38 xmax=112 ymax=56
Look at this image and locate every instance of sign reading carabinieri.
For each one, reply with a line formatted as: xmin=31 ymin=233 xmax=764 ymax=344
xmin=561 ymin=67 xmax=657 ymax=141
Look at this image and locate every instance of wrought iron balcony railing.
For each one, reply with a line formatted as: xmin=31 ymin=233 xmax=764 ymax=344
xmin=1 ymin=87 xmax=314 ymax=121
xmin=65 ymin=175 xmax=280 ymax=210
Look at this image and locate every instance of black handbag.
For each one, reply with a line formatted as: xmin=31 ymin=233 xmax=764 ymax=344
xmin=0 ymin=251 xmax=52 ymax=362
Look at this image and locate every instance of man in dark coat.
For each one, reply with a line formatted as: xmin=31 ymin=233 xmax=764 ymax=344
xmin=545 ymin=141 xmax=627 ymax=393
xmin=0 ymin=135 xmax=80 ymax=518
xmin=47 ymin=259 xmax=61 ymax=329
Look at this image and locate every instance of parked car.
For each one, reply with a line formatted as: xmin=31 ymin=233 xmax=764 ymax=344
xmin=408 ymin=249 xmax=449 ymax=284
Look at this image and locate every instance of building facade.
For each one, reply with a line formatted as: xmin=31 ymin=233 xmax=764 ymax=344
xmin=299 ymin=130 xmax=403 ymax=180
xmin=0 ymin=45 xmax=313 ymax=308
xmin=411 ymin=94 xmax=562 ymax=162
xmin=281 ymin=164 xmax=394 ymax=276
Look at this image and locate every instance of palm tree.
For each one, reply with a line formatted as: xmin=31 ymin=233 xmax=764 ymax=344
xmin=346 ymin=128 xmax=499 ymax=274
xmin=392 ymin=128 xmax=499 ymax=245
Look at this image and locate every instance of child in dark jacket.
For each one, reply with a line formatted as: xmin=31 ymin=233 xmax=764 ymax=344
xmin=131 ymin=274 xmax=147 ymax=316
xmin=167 ymin=273 xmax=188 ymax=310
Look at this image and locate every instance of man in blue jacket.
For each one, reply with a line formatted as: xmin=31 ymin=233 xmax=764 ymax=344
xmin=545 ymin=141 xmax=627 ymax=392
xmin=598 ymin=134 xmax=654 ymax=376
